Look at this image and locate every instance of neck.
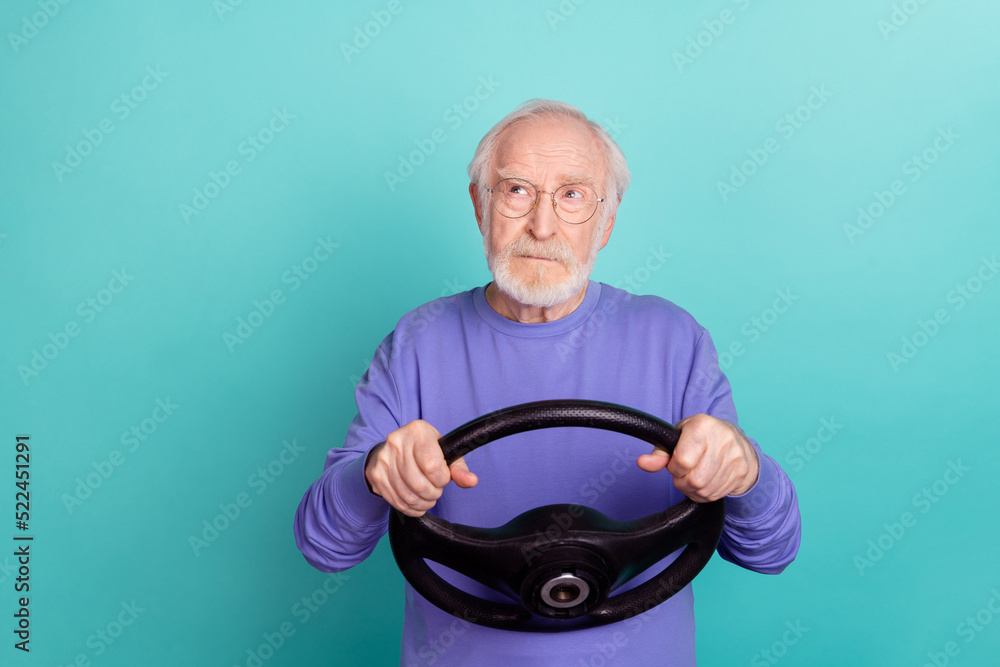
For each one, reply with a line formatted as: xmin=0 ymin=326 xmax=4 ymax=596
xmin=485 ymin=281 xmax=589 ymax=323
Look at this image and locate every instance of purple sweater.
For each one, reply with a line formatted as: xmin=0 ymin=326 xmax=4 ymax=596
xmin=294 ymin=282 xmax=800 ymax=666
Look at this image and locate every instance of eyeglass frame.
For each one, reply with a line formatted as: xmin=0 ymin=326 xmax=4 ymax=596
xmin=485 ymin=178 xmax=606 ymax=225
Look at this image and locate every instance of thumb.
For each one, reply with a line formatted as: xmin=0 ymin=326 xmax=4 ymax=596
xmin=449 ymin=456 xmax=478 ymax=488
xmin=636 ymin=448 xmax=670 ymax=473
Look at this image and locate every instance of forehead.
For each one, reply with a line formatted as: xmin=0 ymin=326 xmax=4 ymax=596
xmin=491 ymin=115 xmax=606 ymax=185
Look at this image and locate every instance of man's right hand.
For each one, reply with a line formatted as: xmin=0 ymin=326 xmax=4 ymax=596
xmin=364 ymin=420 xmax=478 ymax=517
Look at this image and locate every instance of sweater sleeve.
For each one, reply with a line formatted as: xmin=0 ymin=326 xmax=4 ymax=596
xmin=293 ymin=339 xmax=400 ymax=572
xmin=680 ymin=329 xmax=802 ymax=574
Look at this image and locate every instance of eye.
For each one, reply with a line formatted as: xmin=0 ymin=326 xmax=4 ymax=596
xmin=501 ymin=179 xmax=534 ymax=197
xmin=558 ymin=184 xmax=595 ymax=202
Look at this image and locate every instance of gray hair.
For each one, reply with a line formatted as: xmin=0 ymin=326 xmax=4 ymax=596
xmin=467 ymin=99 xmax=630 ymax=216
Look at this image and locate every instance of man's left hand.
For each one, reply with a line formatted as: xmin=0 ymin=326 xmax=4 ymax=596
xmin=636 ymin=413 xmax=760 ymax=502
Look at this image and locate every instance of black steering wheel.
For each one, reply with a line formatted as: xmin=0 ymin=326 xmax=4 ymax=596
xmin=387 ymin=399 xmax=725 ymax=632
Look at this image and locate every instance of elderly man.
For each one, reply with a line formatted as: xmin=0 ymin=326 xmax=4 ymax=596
xmin=295 ymin=99 xmax=801 ymax=665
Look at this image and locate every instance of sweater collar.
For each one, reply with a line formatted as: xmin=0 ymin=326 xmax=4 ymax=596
xmin=472 ymin=281 xmax=603 ymax=338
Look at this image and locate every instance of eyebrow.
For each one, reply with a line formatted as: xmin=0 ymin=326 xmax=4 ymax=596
xmin=494 ymin=167 xmax=599 ymax=187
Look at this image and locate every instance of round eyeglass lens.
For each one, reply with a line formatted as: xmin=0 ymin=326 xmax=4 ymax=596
xmin=491 ymin=179 xmax=599 ymax=224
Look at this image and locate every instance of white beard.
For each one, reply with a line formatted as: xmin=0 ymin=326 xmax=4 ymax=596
xmin=484 ymin=213 xmax=605 ymax=308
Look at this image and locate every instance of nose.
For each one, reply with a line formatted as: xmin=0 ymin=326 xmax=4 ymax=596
xmin=525 ymin=191 xmax=561 ymax=240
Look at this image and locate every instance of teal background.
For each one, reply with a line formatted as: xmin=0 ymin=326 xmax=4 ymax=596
xmin=2 ymin=0 xmax=999 ymax=665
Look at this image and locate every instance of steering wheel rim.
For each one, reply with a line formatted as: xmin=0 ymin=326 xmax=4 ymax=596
xmin=387 ymin=399 xmax=726 ymax=632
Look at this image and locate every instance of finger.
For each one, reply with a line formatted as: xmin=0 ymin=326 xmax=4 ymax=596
xmin=399 ymin=449 xmax=445 ymax=505
xmin=390 ymin=470 xmax=440 ymax=514
xmin=449 ymin=457 xmax=478 ymax=488
xmin=388 ymin=490 xmax=431 ymax=517
xmin=666 ymin=432 xmax=706 ymax=478
xmin=372 ymin=466 xmax=428 ymax=517
xmin=411 ymin=439 xmax=451 ymax=490
xmin=636 ymin=449 xmax=669 ymax=473
xmin=676 ymin=460 xmax=733 ymax=502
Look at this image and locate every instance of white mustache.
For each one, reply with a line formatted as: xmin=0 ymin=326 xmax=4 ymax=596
xmin=498 ymin=235 xmax=577 ymax=267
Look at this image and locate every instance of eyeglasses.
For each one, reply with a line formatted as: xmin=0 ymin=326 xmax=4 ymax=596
xmin=487 ymin=178 xmax=605 ymax=225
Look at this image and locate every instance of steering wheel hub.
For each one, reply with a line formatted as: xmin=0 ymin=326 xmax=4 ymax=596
xmin=520 ymin=545 xmax=610 ymax=619
xmin=540 ymin=573 xmax=590 ymax=609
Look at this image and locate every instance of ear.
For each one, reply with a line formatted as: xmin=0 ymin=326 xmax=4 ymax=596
xmin=597 ymin=196 xmax=620 ymax=250
xmin=469 ymin=182 xmax=485 ymax=233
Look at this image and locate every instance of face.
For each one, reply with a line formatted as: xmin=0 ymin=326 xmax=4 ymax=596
xmin=473 ymin=116 xmax=616 ymax=308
